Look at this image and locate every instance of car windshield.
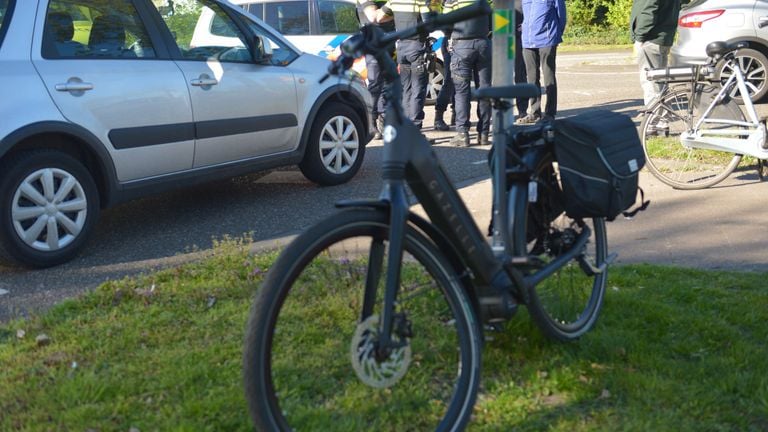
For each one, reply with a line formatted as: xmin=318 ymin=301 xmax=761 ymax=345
xmin=0 ymin=0 xmax=13 ymax=46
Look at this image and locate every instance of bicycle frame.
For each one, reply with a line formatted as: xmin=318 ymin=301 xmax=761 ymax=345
xmin=344 ymin=29 xmax=594 ymax=352
xmin=678 ymin=59 xmax=768 ymax=159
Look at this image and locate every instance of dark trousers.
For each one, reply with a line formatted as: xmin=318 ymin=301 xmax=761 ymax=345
xmin=451 ymin=38 xmax=492 ymax=134
xmin=365 ymin=54 xmax=385 ymax=118
xmin=398 ymin=39 xmax=428 ymax=126
xmin=523 ymin=45 xmax=557 ymax=118
xmin=514 ymin=28 xmax=528 ymax=116
xmin=435 ymin=37 xmax=454 ymax=115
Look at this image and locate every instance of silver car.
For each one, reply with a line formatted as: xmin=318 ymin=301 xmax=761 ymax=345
xmin=0 ymin=0 xmax=372 ymax=268
xmin=671 ymin=0 xmax=768 ymax=102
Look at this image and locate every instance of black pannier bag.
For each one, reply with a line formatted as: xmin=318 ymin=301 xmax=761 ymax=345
xmin=553 ymin=110 xmax=649 ymax=221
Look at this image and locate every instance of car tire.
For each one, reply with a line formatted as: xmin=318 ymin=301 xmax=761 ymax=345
xmin=425 ymin=60 xmax=444 ymax=106
xmin=299 ymin=102 xmax=366 ymax=186
xmin=0 ymin=150 xmax=100 ymax=268
xmin=717 ymin=48 xmax=768 ymax=103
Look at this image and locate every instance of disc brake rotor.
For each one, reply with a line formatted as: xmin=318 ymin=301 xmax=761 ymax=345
xmin=350 ymin=314 xmax=411 ymax=389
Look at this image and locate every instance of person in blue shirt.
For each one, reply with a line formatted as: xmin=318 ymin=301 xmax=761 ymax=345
xmin=517 ymin=0 xmax=566 ymax=124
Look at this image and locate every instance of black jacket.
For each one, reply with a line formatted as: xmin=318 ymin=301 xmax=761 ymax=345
xmin=630 ymin=0 xmax=681 ymax=46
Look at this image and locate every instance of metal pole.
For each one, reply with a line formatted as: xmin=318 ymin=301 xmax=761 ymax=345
xmin=490 ymin=0 xmax=516 ymax=252
xmin=491 ymin=0 xmax=516 ymax=90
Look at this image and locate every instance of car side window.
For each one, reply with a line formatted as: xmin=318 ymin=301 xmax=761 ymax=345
xmin=42 ymin=0 xmax=155 ymax=59
xmin=245 ymin=4 xmax=264 ymax=21
xmin=264 ymin=2 xmax=309 ymax=36
xmin=318 ymin=0 xmax=358 ymax=34
xmin=152 ymin=0 xmax=253 ymax=63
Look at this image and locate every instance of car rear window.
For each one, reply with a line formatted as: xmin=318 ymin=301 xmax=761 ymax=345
xmin=0 ymin=0 xmax=15 ymax=47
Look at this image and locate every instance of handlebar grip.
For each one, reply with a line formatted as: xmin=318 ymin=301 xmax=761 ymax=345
xmin=432 ymin=0 xmax=491 ymax=27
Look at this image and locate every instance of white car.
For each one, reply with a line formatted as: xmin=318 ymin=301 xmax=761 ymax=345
xmin=220 ymin=0 xmax=448 ymax=104
xmin=671 ymin=0 xmax=768 ymax=102
xmin=0 ymin=0 xmax=372 ymax=268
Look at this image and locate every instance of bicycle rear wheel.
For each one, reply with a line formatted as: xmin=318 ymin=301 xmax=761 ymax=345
xmin=641 ymin=86 xmax=743 ymax=189
xmin=510 ymin=158 xmax=608 ymax=341
xmin=243 ymin=209 xmax=482 ymax=431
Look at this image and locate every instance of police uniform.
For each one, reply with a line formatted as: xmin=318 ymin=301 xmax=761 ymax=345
xmin=356 ymin=0 xmax=395 ymax=137
xmin=445 ymin=0 xmax=492 ymax=147
xmin=381 ymin=0 xmax=439 ymax=128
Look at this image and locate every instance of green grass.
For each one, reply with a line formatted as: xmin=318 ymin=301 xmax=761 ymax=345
xmin=1 ymin=238 xmax=767 ymax=431
xmin=561 ymin=26 xmax=632 ymax=47
xmin=645 ymin=135 xmax=738 ymax=168
xmin=558 ymin=44 xmax=632 ymax=53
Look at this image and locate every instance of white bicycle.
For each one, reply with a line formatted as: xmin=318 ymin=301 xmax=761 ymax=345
xmin=641 ymin=41 xmax=768 ymax=189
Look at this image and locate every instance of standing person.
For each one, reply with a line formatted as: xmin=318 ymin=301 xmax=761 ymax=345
xmin=356 ymin=0 xmax=396 ymax=139
xmin=445 ymin=0 xmax=493 ymax=147
xmin=517 ymin=0 xmax=566 ymax=124
xmin=514 ymin=0 xmax=528 ymax=117
xmin=433 ymin=30 xmax=455 ymax=131
xmin=630 ymin=0 xmax=681 ymax=106
xmin=378 ymin=0 xmax=439 ymax=129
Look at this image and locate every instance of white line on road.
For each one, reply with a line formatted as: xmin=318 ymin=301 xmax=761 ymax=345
xmin=559 ymin=71 xmax=636 ymax=75
xmin=0 ymin=288 xmax=9 ymax=296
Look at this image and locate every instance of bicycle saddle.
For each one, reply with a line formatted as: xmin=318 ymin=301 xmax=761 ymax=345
xmin=705 ymin=41 xmax=748 ymax=58
xmin=473 ymin=84 xmax=540 ymax=100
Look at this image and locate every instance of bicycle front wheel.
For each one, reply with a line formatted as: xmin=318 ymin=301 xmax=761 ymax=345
xmin=510 ymin=159 xmax=608 ymax=341
xmin=641 ymin=86 xmax=743 ymax=189
xmin=243 ymin=209 xmax=482 ymax=431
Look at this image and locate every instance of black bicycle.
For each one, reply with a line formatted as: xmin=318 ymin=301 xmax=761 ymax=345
xmin=242 ymin=2 xmax=609 ymax=429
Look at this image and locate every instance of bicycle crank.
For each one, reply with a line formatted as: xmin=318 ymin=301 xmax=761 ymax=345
xmin=350 ymin=314 xmax=412 ymax=388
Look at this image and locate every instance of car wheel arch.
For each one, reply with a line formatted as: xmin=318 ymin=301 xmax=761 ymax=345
xmin=298 ymin=84 xmax=372 ymax=156
xmin=0 ymin=122 xmax=118 ymax=209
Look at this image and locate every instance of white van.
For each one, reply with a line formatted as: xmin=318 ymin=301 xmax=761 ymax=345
xmin=223 ymin=0 xmax=447 ymax=103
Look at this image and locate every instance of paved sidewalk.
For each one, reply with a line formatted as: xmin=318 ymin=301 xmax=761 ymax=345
xmin=420 ymin=168 xmax=768 ymax=272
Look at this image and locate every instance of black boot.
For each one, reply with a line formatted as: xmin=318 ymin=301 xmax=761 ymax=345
xmin=434 ymin=111 xmax=449 ymax=131
xmin=478 ymin=133 xmax=490 ymax=146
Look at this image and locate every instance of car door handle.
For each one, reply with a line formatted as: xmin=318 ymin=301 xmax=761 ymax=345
xmin=190 ymin=76 xmax=219 ymax=87
xmin=760 ymin=16 xmax=768 ymax=28
xmin=55 ymin=82 xmax=94 ymax=92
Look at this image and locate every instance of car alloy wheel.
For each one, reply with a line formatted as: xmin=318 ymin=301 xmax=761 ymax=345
xmin=718 ymin=48 xmax=768 ymax=103
xmin=13 ymin=167 xmax=88 ymax=252
xmin=299 ymin=101 xmax=366 ymax=186
xmin=0 ymin=150 xmax=99 ymax=268
xmin=425 ymin=61 xmax=444 ymax=105
xmin=319 ymin=114 xmax=360 ymax=176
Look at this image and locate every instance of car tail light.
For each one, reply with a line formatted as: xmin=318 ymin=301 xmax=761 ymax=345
xmin=679 ymin=9 xmax=725 ymax=28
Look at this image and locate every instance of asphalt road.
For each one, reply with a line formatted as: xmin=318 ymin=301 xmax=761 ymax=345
xmin=2 ymin=50 xmax=766 ymax=322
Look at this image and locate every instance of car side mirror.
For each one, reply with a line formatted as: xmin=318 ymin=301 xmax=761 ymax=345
xmin=252 ymin=35 xmax=273 ymax=64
